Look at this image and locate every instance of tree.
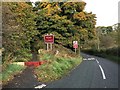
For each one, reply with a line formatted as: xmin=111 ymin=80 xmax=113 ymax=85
xmin=96 ymin=26 xmax=113 ymax=35
xmin=34 ymin=2 xmax=97 ymax=49
xmin=2 ymin=2 xmax=38 ymax=61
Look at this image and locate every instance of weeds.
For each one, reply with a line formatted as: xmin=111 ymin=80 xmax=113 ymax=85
xmin=1 ymin=64 xmax=25 ymax=85
xmin=82 ymin=47 xmax=120 ymax=63
xmin=35 ymin=50 xmax=82 ymax=83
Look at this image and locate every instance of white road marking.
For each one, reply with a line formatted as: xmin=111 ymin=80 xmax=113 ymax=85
xmin=98 ymin=65 xmax=106 ymax=79
xmin=83 ymin=58 xmax=87 ymax=60
xmin=35 ymin=84 xmax=46 ymax=89
xmin=84 ymin=56 xmax=107 ymax=80
xmin=88 ymin=58 xmax=91 ymax=60
xmin=96 ymin=59 xmax=99 ymax=64
xmin=87 ymin=58 xmax=95 ymax=60
xmin=83 ymin=58 xmax=95 ymax=61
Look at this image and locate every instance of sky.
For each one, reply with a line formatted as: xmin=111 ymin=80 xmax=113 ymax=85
xmin=30 ymin=0 xmax=119 ymax=27
xmin=83 ymin=0 xmax=119 ymax=26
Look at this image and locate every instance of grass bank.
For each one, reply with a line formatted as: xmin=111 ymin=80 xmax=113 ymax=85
xmin=1 ymin=64 xmax=26 ymax=85
xmin=82 ymin=47 xmax=120 ymax=64
xmin=35 ymin=44 xmax=82 ymax=83
xmin=1 ymin=50 xmax=30 ymax=85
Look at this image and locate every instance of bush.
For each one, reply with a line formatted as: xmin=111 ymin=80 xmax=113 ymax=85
xmin=82 ymin=47 xmax=120 ymax=63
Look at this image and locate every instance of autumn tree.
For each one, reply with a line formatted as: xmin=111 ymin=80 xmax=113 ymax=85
xmin=2 ymin=2 xmax=38 ymax=62
xmin=34 ymin=2 xmax=97 ymax=50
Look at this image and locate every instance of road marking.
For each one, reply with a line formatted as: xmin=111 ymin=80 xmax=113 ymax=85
xmin=88 ymin=58 xmax=92 ymax=60
xmin=35 ymin=84 xmax=46 ymax=89
xmin=96 ymin=59 xmax=99 ymax=64
xmin=83 ymin=58 xmax=95 ymax=61
xmin=98 ymin=65 xmax=106 ymax=79
xmin=87 ymin=58 xmax=95 ymax=60
xmin=83 ymin=58 xmax=87 ymax=60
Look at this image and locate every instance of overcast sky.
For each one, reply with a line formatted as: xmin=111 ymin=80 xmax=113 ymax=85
xmin=30 ymin=0 xmax=119 ymax=26
xmin=84 ymin=0 xmax=119 ymax=26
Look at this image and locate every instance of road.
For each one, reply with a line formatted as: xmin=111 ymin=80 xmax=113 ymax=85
xmin=45 ymin=53 xmax=119 ymax=88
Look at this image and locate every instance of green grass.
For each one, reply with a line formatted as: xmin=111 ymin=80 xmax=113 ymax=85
xmin=35 ymin=53 xmax=82 ymax=83
xmin=1 ymin=64 xmax=26 ymax=85
xmin=35 ymin=44 xmax=82 ymax=83
xmin=97 ymin=53 xmax=120 ymax=63
xmin=82 ymin=48 xmax=120 ymax=64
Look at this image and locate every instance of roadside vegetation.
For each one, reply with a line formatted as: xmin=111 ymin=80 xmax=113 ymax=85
xmin=1 ymin=54 xmax=26 ymax=85
xmin=81 ymin=25 xmax=120 ymax=63
xmin=2 ymin=2 xmax=37 ymax=85
xmin=82 ymin=47 xmax=119 ymax=63
xmin=35 ymin=44 xmax=82 ymax=83
xmin=3 ymin=1 xmax=115 ymax=85
xmin=1 ymin=64 xmax=25 ymax=85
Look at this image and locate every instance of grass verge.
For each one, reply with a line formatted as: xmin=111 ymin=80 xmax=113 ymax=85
xmin=35 ymin=56 xmax=82 ymax=83
xmin=35 ymin=45 xmax=82 ymax=83
xmin=1 ymin=50 xmax=31 ymax=85
xmin=82 ymin=48 xmax=120 ymax=64
xmin=1 ymin=64 xmax=26 ymax=85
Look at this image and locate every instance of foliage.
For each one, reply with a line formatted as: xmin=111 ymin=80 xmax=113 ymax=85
xmin=2 ymin=2 xmax=38 ymax=62
xmin=82 ymin=47 xmax=120 ymax=64
xmin=96 ymin=26 xmax=113 ymax=35
xmin=99 ymin=35 xmax=115 ymax=49
xmin=34 ymin=2 xmax=96 ymax=49
xmin=81 ymin=23 xmax=119 ymax=63
xmin=35 ymin=47 xmax=82 ymax=82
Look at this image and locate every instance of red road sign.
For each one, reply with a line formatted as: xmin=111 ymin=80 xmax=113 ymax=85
xmin=44 ymin=35 xmax=54 ymax=44
xmin=73 ymin=41 xmax=78 ymax=48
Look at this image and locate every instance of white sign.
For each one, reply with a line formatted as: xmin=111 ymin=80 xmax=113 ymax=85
xmin=73 ymin=41 xmax=78 ymax=44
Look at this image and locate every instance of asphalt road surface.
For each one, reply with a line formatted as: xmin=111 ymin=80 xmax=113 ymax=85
xmin=45 ymin=53 xmax=119 ymax=88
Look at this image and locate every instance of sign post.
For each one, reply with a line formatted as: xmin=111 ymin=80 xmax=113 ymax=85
xmin=46 ymin=43 xmax=49 ymax=51
xmin=50 ymin=34 xmax=53 ymax=50
xmin=44 ymin=34 xmax=54 ymax=51
xmin=73 ymin=41 xmax=78 ymax=54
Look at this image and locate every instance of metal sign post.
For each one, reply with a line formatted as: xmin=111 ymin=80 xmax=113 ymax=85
xmin=47 ymin=43 xmax=49 ymax=51
xmin=75 ymin=48 xmax=77 ymax=54
xmin=50 ymin=34 xmax=53 ymax=50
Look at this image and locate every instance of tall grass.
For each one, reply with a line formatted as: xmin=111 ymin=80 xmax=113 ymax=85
xmin=35 ymin=53 xmax=82 ymax=83
xmin=82 ymin=47 xmax=120 ymax=63
xmin=1 ymin=64 xmax=25 ymax=85
xmin=2 ymin=51 xmax=27 ymax=85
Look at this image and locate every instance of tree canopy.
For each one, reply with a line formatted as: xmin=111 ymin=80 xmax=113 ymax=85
xmin=2 ymin=2 xmax=38 ymax=56
xmin=34 ymin=2 xmax=97 ymax=48
xmin=2 ymin=1 xmax=97 ymax=61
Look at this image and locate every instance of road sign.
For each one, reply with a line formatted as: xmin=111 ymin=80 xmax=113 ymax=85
xmin=73 ymin=41 xmax=78 ymax=48
xmin=44 ymin=35 xmax=54 ymax=44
